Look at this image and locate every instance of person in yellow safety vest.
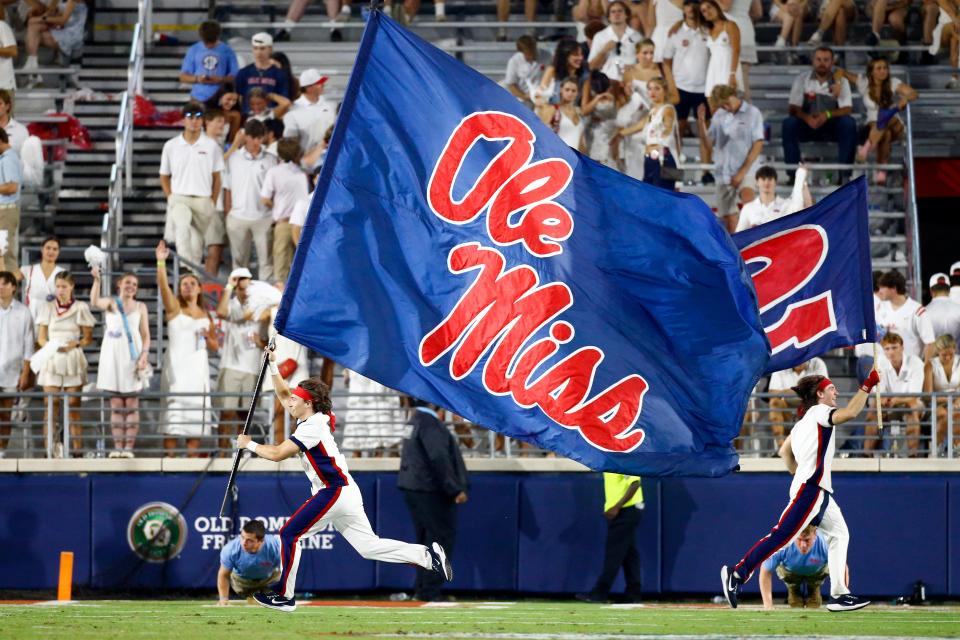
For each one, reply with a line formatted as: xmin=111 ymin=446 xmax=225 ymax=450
xmin=575 ymin=473 xmax=644 ymax=603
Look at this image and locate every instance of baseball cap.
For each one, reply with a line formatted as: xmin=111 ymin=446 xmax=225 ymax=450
xmin=229 ymin=267 xmax=253 ymax=280
xmin=299 ymin=68 xmax=328 ymax=87
xmin=951 ymin=261 xmax=960 ymax=275
xmin=251 ymin=32 xmax=273 ymax=47
xmin=929 ymin=272 xmax=950 ymax=288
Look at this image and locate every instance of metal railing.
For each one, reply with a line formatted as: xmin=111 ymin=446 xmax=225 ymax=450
xmin=902 ymin=103 xmax=922 ymax=300
xmin=104 ymin=0 xmax=151 ymax=252
xmin=1 ymin=389 xmax=955 ymax=460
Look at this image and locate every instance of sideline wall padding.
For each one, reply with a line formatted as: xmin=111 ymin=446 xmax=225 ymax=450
xmin=1 ymin=472 xmax=957 ymax=597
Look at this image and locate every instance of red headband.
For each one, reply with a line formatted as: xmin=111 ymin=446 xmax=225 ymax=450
xmin=816 ymin=378 xmax=834 ymax=393
xmin=292 ymin=386 xmax=313 ymax=402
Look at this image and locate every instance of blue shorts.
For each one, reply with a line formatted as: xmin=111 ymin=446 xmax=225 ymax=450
xmin=676 ymin=89 xmax=709 ymax=121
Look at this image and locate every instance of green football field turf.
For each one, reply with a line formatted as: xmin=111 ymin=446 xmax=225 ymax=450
xmin=2 ymin=599 xmax=959 ymax=639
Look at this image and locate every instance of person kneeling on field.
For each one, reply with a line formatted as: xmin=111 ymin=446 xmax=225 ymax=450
xmin=759 ymin=525 xmax=848 ymax=609
xmin=217 ymin=519 xmax=281 ymax=605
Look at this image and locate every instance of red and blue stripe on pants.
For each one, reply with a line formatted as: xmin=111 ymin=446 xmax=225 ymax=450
xmin=276 ymin=485 xmax=343 ymax=597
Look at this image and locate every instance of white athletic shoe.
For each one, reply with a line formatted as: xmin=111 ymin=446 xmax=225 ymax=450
xmin=430 ymin=542 xmax=453 ymax=581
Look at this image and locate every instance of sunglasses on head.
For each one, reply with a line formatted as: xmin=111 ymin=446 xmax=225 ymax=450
xmin=183 ymin=111 xmax=204 ymax=118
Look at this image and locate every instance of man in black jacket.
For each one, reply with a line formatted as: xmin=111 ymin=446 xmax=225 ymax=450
xmin=398 ymin=399 xmax=469 ymax=602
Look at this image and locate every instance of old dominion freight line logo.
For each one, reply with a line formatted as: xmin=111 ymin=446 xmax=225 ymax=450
xmin=127 ymin=502 xmax=188 ymax=563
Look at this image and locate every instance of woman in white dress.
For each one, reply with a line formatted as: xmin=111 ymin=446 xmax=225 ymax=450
xmin=924 ymin=334 xmax=960 ymax=455
xmin=928 ymin=0 xmax=960 ymax=89
xmin=649 ymin=0 xmax=685 ymax=62
xmin=90 ymin=267 xmax=151 ymax=458
xmin=537 ymin=78 xmax=586 ymax=152
xmin=582 ymin=74 xmax=632 ymax=168
xmin=618 ymin=40 xmax=660 ymax=178
xmin=156 ymin=241 xmax=219 ymax=457
xmin=700 ymin=0 xmax=742 ymax=107
xmin=19 ymin=235 xmax=65 ymax=325
xmin=620 ymin=78 xmax=680 ymax=190
xmin=36 ymin=271 xmax=94 ymax=457
xmin=718 ymin=0 xmax=756 ymax=97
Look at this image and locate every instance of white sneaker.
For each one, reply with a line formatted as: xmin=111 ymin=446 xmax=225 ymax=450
xmin=947 ymin=77 xmax=960 ymax=90
xmin=429 ymin=542 xmax=453 ymax=581
xmin=806 ymin=31 xmax=822 ymax=45
xmin=121 ymin=450 xmax=135 ymax=458
xmin=774 ymin=36 xmax=786 ymax=48
xmin=108 ymin=450 xmax=123 ymax=459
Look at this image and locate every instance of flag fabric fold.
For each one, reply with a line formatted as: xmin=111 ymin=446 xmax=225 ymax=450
xmin=277 ymin=11 xmax=771 ymax=477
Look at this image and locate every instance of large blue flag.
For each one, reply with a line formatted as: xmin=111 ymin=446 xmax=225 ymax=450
xmin=732 ymin=178 xmax=876 ymax=374
xmin=276 ymin=11 xmax=770 ymax=477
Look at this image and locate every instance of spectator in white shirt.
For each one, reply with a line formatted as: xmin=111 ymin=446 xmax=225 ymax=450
xmin=951 ymin=262 xmax=960 ymax=305
xmin=589 ymin=1 xmax=642 ymax=81
xmin=926 ymin=273 xmax=960 ymax=342
xmin=877 ymin=269 xmax=935 ymax=361
xmin=865 ymin=332 xmax=924 ymax=455
xmin=224 ymin=119 xmax=278 ymax=282
xmin=159 ymin=102 xmax=224 ymax=269
xmin=260 ymin=138 xmax=309 ymax=284
xmin=282 ymin=68 xmax=337 ymax=158
xmin=662 ymin=0 xmax=710 ymax=164
xmin=0 ymin=270 xmax=33 ymax=458
xmin=923 ymin=334 xmax=960 ymax=455
xmin=503 ymin=35 xmax=549 ymax=107
xmin=0 ymin=90 xmax=27 ymax=155
xmin=736 ymin=165 xmax=813 ymax=231
xmin=215 ymin=268 xmax=267 ymax=451
xmin=767 ymin=357 xmax=828 ymax=448
xmin=698 ymin=84 xmax=764 ymax=233
xmin=782 ymin=46 xmax=856 ymax=176
xmin=201 ymin=108 xmax=229 ymax=277
xmin=0 ymin=7 xmax=16 ymax=92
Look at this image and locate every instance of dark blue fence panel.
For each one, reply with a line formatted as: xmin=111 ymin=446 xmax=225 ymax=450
xmin=0 ymin=476 xmax=91 ymax=589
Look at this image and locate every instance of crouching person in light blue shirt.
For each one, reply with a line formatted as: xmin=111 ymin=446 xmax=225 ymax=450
xmin=760 ymin=525 xmax=847 ymax=609
xmin=217 ymin=519 xmax=281 ymax=605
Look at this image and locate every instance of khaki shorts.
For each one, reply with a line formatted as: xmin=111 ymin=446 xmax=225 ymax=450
xmin=714 ymin=175 xmax=758 ymax=217
xmin=230 ymin=568 xmax=281 ymax=597
xmin=215 ymin=368 xmax=257 ymax=411
xmin=205 ymin=209 xmax=228 ymax=246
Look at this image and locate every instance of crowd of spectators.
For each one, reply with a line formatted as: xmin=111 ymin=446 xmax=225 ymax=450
xmin=0 ymin=2 xmax=955 ymax=460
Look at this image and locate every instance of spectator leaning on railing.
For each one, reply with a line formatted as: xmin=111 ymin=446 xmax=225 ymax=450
xmin=866 ymin=332 xmax=924 ymax=455
xmin=179 ymin=20 xmax=239 ymax=106
xmin=36 ymin=271 xmax=94 ymax=458
xmin=90 ymin=267 xmax=151 ymax=459
xmin=924 ymin=334 xmax=960 ymax=456
xmin=782 ymin=46 xmax=856 ymax=181
xmin=926 ymin=273 xmax=960 ymax=341
xmin=0 ymin=270 xmax=33 ymax=459
xmin=0 ymin=127 xmax=20 ymax=276
xmin=160 ymin=102 xmax=224 ymax=269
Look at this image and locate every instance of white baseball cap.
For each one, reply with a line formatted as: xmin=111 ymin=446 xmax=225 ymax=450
xmin=299 ymin=68 xmax=328 ymax=87
xmin=251 ymin=32 xmax=273 ymax=47
xmin=229 ymin=267 xmax=253 ymax=280
xmin=929 ymin=273 xmax=950 ymax=288
xmin=951 ymin=261 xmax=960 ymax=275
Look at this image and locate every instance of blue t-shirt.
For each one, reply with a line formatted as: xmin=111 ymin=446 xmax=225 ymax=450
xmin=180 ymin=41 xmax=240 ymax=102
xmin=762 ymin=532 xmax=829 ymax=577
xmin=235 ymin=64 xmax=291 ymax=112
xmin=219 ymin=534 xmax=281 ymax=580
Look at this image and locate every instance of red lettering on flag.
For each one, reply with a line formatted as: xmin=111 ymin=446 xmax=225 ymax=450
xmin=427 ymin=111 xmax=574 ymax=258
xmin=419 ymin=243 xmax=646 ymax=453
xmin=741 ymin=225 xmax=837 ymax=354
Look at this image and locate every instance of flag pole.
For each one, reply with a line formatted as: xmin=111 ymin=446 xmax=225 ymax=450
xmin=219 ymin=337 xmax=275 ymax=517
xmin=873 ymin=342 xmax=883 ymax=434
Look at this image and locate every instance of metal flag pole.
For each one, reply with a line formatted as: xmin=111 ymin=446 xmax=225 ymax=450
xmin=219 ymin=337 xmax=275 ymax=517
